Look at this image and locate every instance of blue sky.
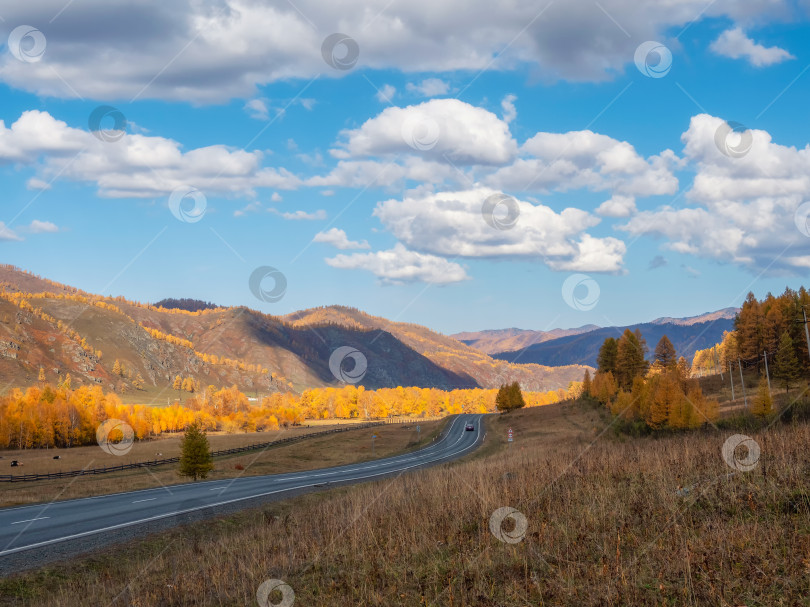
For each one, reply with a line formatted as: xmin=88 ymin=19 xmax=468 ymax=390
xmin=1 ymin=1 xmax=810 ymax=335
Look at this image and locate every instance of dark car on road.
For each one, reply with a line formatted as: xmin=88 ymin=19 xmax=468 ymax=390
xmin=465 ymin=423 xmax=474 ymax=431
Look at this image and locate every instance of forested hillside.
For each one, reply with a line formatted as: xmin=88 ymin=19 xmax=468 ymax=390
xmin=0 ymin=266 xmax=587 ymax=397
xmin=691 ymin=288 xmax=810 ymax=378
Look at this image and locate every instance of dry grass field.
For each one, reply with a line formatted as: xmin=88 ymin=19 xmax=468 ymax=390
xmin=1 ymin=426 xmax=329 ymax=475
xmin=0 ymin=419 xmax=444 ymax=508
xmin=3 ymin=397 xmax=807 ymax=605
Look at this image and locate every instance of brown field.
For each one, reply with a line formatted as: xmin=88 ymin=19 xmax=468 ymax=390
xmin=1 ymin=426 xmax=332 ymax=476
xmin=0 ymin=419 xmax=445 ymax=508
xmin=4 ymin=397 xmax=807 ymax=605
xmin=0 ymin=416 xmax=437 ymax=475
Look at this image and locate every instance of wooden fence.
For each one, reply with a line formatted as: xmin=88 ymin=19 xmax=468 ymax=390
xmin=0 ymin=418 xmax=438 ymax=483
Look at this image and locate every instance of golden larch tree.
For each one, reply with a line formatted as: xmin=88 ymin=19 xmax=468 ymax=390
xmin=751 ymin=376 xmax=773 ymax=418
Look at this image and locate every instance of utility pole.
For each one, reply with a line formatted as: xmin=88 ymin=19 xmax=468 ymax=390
xmin=802 ymin=307 xmax=810 ymax=364
xmin=729 ymin=362 xmax=735 ymax=400
xmin=715 ymin=346 xmax=723 ymax=379
xmin=738 ymin=358 xmax=748 ymax=410
xmin=763 ymin=351 xmax=772 ymax=399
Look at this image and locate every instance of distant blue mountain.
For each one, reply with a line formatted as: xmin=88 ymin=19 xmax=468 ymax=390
xmin=491 ymin=318 xmax=734 ymax=367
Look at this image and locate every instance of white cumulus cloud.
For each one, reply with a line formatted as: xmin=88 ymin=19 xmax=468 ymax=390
xmin=501 ymin=94 xmax=517 ymax=125
xmin=270 ymin=209 xmax=327 ymax=220
xmin=710 ymin=27 xmax=794 ymax=67
xmin=487 ymin=129 xmax=680 ymax=196
xmin=27 ymin=220 xmax=59 ymax=233
xmin=326 ymin=243 xmax=469 ymax=284
xmin=406 ymin=78 xmax=450 ymax=97
xmin=313 ymin=227 xmax=370 ymax=249
xmin=375 ymin=84 xmax=397 ymax=103
xmin=332 ymin=99 xmax=517 ymax=166
xmin=244 ymin=98 xmax=270 ymax=120
xmin=374 ymin=188 xmax=626 ymax=272
xmin=621 ymin=113 xmax=810 ymax=273
xmin=0 ymin=1 xmax=788 ymax=102
xmin=26 ymin=177 xmax=52 ymax=191
xmin=0 ymin=222 xmax=22 ymax=241
xmin=597 ymin=195 xmax=637 ymax=217
xmin=0 ymin=110 xmax=300 ymax=198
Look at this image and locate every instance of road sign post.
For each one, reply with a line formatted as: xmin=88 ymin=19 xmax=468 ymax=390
xmin=372 ymin=433 xmax=376 ymax=456
xmin=417 ymin=425 xmax=421 ymax=442
xmin=508 ymin=428 xmax=513 ymax=444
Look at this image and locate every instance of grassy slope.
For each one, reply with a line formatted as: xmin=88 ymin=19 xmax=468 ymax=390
xmin=3 ymin=398 xmax=807 ymax=605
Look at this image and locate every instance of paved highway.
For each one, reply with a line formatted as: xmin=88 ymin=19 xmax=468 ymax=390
xmin=0 ymin=414 xmax=484 ymax=560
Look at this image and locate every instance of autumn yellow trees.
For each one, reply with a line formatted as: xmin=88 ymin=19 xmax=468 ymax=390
xmin=587 ymin=333 xmax=718 ymax=431
xmin=0 ymin=381 xmax=575 ymax=450
xmin=286 ymin=384 xmax=566 ymax=421
xmin=0 ymin=384 xmax=127 ymax=449
xmin=751 ymin=377 xmax=773 ymax=418
xmin=141 ymin=325 xmax=194 ymax=349
xmin=0 ymin=383 xmax=259 ymax=449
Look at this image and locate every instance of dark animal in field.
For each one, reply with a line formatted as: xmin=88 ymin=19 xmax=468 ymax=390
xmin=10 ymin=460 xmax=21 ymax=466
xmin=53 ymin=455 xmax=61 ymax=460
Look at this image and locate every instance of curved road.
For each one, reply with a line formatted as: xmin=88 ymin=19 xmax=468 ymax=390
xmin=0 ymin=414 xmax=484 ymax=564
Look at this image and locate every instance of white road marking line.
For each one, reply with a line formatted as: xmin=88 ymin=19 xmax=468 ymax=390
xmin=1 ymin=419 xmax=458 ymax=513
xmin=11 ymin=517 xmax=49 ymax=525
xmin=0 ymin=416 xmax=482 ymax=556
xmin=132 ymin=498 xmax=157 ymax=503
xmin=209 ymin=487 xmax=227 ymax=491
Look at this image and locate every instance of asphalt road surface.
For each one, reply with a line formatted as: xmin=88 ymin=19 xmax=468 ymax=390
xmin=0 ymin=414 xmax=484 ymax=566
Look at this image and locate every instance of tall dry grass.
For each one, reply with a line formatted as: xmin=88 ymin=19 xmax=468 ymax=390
xmin=2 ymin=407 xmax=809 ymax=605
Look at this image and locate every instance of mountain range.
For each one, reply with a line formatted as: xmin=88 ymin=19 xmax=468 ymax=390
xmin=0 ymin=266 xmax=588 ymax=398
xmin=474 ymin=309 xmax=737 ymax=368
xmin=0 ymin=265 xmax=737 ymax=397
xmin=452 ymin=325 xmax=600 ymax=355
